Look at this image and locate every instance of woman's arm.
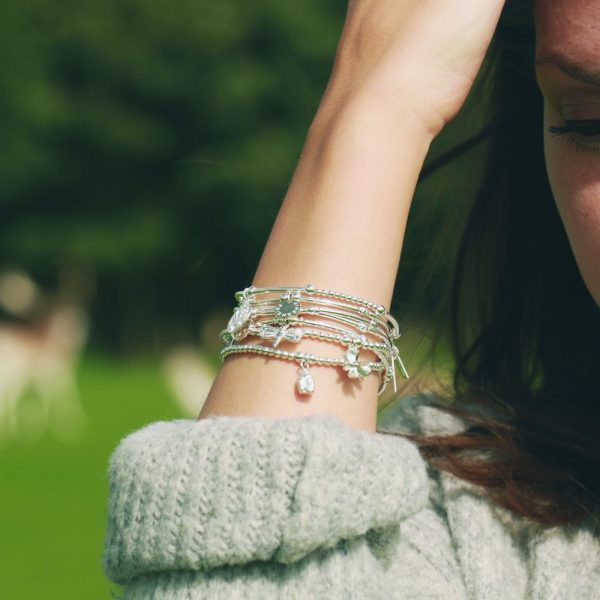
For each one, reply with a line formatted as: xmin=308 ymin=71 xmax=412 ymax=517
xmin=199 ymin=93 xmax=433 ymax=432
xmin=198 ymin=0 xmax=505 ymax=432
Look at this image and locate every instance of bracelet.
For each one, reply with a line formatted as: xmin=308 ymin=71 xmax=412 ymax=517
xmin=219 ymin=283 xmax=409 ymax=397
xmin=220 ymin=345 xmax=389 ymax=395
xmin=223 ymin=286 xmax=398 ymax=355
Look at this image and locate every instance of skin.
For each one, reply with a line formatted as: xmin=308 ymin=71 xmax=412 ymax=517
xmin=535 ymin=0 xmax=600 ymax=306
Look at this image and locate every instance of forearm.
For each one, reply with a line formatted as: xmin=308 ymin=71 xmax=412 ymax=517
xmin=199 ymin=92 xmax=434 ymax=432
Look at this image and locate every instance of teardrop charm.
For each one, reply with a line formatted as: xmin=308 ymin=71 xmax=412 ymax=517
xmin=345 ymin=344 xmax=360 ymax=363
xmin=296 ymin=361 xmax=315 ymax=395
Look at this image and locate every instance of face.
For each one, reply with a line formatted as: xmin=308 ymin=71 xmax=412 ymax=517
xmin=534 ymin=0 xmax=600 ymax=307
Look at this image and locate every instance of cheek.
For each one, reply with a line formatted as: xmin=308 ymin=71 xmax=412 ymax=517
xmin=543 ymin=104 xmax=600 ymax=306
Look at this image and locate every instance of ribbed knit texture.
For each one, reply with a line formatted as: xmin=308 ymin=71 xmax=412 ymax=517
xmin=103 ymin=395 xmax=600 ymax=599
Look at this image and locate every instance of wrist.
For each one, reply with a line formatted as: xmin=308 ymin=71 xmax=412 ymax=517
xmin=310 ymin=73 xmax=445 ymax=146
xmin=307 ymin=88 xmax=437 ymax=160
xmin=302 ymin=94 xmax=435 ymax=197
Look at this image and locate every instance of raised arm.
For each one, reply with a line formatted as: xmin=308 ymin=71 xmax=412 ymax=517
xmin=199 ymin=0 xmax=506 ymax=432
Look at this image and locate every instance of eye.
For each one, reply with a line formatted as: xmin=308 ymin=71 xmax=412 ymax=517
xmin=547 ymin=119 xmax=600 ymax=153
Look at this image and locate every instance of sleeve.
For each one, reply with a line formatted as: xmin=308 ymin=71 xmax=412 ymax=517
xmin=377 ymin=393 xmax=468 ymax=436
xmin=102 ymin=412 xmax=432 ymax=599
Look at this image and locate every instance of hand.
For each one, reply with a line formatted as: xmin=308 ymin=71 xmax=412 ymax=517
xmin=321 ymin=0 xmax=506 ymax=138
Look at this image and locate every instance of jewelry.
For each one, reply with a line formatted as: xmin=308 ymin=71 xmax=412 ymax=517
xmin=219 ymin=283 xmax=409 ymax=397
xmin=219 ymin=344 xmax=388 ymax=395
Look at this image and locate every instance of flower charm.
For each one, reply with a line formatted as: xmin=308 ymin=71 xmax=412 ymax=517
xmin=274 ymin=293 xmax=301 ymax=324
xmin=343 ymin=344 xmax=372 ymax=379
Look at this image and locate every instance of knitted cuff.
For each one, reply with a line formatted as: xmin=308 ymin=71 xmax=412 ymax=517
xmin=103 ymin=413 xmax=429 ymax=585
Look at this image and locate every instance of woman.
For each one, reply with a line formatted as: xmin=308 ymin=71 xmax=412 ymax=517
xmin=103 ymin=1 xmax=600 ymax=598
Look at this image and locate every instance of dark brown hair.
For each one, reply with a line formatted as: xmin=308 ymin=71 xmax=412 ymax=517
xmin=380 ymin=1 xmax=600 ymax=530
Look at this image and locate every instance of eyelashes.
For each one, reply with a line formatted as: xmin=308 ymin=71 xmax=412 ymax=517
xmin=547 ymin=119 xmax=600 ymax=153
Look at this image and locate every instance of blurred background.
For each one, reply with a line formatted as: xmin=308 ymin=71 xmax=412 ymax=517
xmin=0 ymin=0 xmax=491 ymax=597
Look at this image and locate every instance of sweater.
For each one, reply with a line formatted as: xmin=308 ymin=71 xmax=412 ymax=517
xmin=102 ymin=393 xmax=600 ymax=599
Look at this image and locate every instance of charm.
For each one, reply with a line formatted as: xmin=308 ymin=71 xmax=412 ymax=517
xmin=257 ymin=324 xmax=304 ymax=347
xmin=221 ymin=330 xmax=235 ymax=345
xmin=274 ymin=293 xmax=302 ymax=324
xmin=226 ymin=298 xmax=253 ymax=335
xmin=296 ymin=361 xmax=315 ymax=395
xmin=343 ymin=344 xmax=372 ymax=379
xmin=391 ymin=345 xmax=409 ymax=379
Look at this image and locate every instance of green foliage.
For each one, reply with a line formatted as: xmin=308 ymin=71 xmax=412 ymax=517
xmin=0 ymin=0 xmax=487 ymax=352
xmin=0 ymin=0 xmax=347 ymax=350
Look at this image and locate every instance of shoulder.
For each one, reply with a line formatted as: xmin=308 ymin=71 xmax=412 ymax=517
xmin=378 ymin=395 xmax=600 ymax=599
xmin=376 ymin=392 xmax=471 ymax=510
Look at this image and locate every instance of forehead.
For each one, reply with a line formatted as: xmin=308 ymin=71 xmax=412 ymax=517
xmin=535 ymin=0 xmax=600 ymax=56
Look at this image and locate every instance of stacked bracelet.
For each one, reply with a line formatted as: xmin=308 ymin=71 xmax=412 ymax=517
xmin=219 ymin=283 xmax=409 ymax=397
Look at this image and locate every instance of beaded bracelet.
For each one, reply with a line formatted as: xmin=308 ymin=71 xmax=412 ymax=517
xmin=219 ymin=284 xmax=408 ymax=397
xmin=223 ymin=285 xmax=399 ymax=354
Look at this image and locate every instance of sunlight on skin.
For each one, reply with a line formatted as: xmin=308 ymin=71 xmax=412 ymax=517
xmin=535 ymin=0 xmax=600 ymax=306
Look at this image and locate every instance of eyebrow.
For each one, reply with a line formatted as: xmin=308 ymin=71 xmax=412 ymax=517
xmin=535 ymin=53 xmax=600 ymax=88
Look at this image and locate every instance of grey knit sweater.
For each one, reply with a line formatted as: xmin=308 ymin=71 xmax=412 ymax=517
xmin=102 ymin=394 xmax=600 ymax=599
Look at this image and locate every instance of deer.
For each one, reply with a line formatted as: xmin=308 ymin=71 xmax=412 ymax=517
xmin=0 ymin=267 xmax=92 ymax=445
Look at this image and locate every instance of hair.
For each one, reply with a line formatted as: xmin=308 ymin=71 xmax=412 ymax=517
xmin=380 ymin=1 xmax=600 ymax=530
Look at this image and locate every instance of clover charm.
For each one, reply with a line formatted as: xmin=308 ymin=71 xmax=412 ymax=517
xmin=343 ymin=344 xmax=372 ymax=379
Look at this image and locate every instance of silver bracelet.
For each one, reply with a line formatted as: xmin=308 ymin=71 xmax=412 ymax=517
xmin=223 ymin=285 xmax=398 ymax=352
xmin=220 ymin=344 xmax=390 ymax=395
xmin=241 ymin=318 xmax=397 ymax=395
xmin=245 ymin=319 xmax=389 ymax=353
xmin=237 ymin=284 xmax=399 ymax=336
xmin=222 ymin=284 xmax=397 ymax=363
xmin=220 ymin=283 xmax=408 ymax=397
xmin=236 ymin=315 xmax=395 ymax=363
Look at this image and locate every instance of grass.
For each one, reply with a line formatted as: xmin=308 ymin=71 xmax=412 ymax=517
xmin=0 ymin=354 xmax=182 ymax=599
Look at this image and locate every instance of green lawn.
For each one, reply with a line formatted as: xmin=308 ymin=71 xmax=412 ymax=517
xmin=0 ymin=354 xmax=183 ymax=599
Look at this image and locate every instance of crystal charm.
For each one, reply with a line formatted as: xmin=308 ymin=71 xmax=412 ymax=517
xmin=346 ymin=345 xmax=360 ymax=362
xmin=221 ymin=330 xmax=235 ymax=345
xmin=296 ymin=361 xmax=315 ymax=395
xmin=227 ymin=298 xmax=252 ymax=334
